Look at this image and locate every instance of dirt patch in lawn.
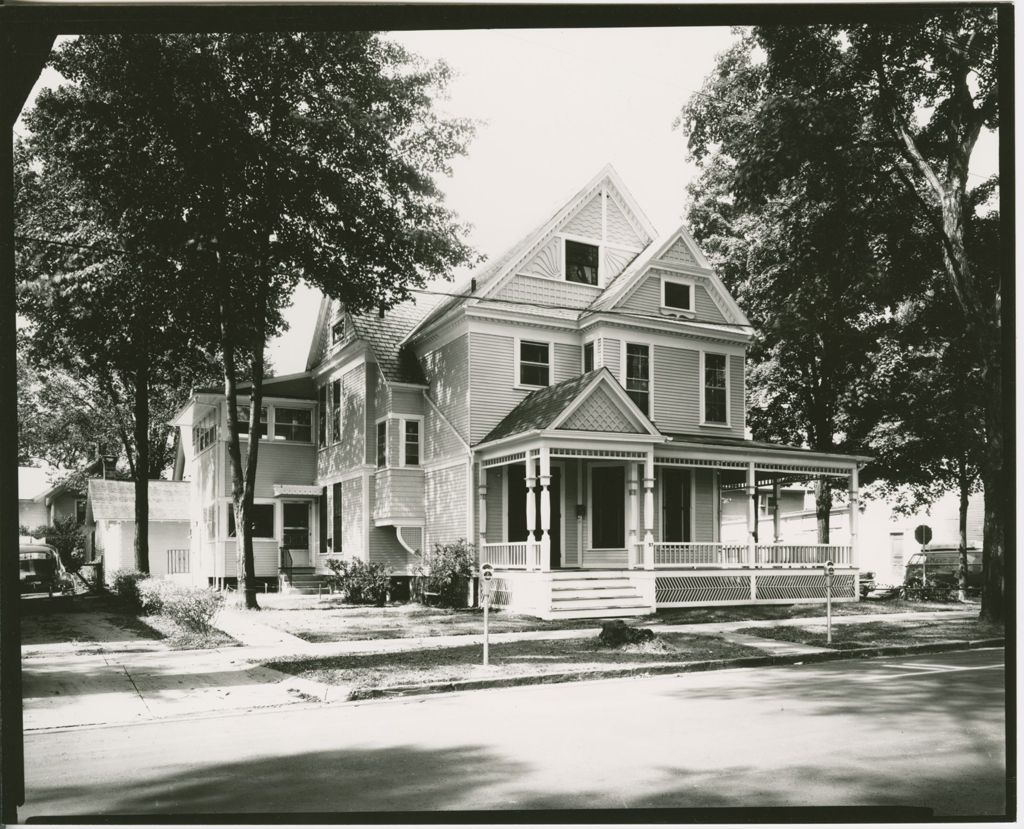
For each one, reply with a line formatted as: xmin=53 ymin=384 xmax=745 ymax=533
xmin=267 ymin=632 xmax=763 ymax=693
xmin=734 ymin=618 xmax=1004 ymax=651
xmin=252 ymin=596 xmax=601 ymax=642
xmin=654 ymin=598 xmax=972 ymax=626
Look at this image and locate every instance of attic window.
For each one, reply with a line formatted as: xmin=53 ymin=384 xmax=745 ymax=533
xmin=331 ymin=319 xmax=346 ymax=344
xmin=662 ymin=275 xmax=695 ymax=313
xmin=565 ymin=240 xmax=599 ymax=286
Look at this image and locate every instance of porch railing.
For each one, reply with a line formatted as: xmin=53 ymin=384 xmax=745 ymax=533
xmin=481 ymin=542 xmax=531 ymax=570
xmin=653 ymin=542 xmax=747 ymax=567
xmin=756 ymin=544 xmax=851 ymax=566
xmin=166 ymin=548 xmax=189 ymax=574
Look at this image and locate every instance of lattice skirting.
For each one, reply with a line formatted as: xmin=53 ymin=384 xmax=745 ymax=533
xmin=488 ymin=577 xmax=514 ymax=608
xmin=655 ymin=570 xmax=857 ymax=607
xmin=756 ymin=574 xmax=856 ymax=601
xmin=656 ymin=575 xmax=751 ymax=604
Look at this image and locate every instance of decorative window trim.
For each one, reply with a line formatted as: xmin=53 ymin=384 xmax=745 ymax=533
xmin=514 ymin=337 xmax=552 ymax=389
xmin=660 ymin=273 xmax=697 ymax=317
xmin=699 ymin=350 xmax=731 ymax=428
xmin=399 ymin=416 xmax=423 ymax=467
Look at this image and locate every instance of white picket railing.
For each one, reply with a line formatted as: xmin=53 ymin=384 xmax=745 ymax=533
xmin=756 ymin=544 xmax=851 ymax=566
xmin=481 ymin=542 xmax=530 ymax=570
xmin=653 ymin=543 xmax=747 ymax=567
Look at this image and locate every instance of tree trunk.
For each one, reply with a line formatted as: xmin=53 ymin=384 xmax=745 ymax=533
xmin=957 ymin=458 xmax=969 ymax=603
xmin=979 ymin=366 xmax=1004 ymax=622
xmin=133 ymin=350 xmax=149 ymax=573
xmin=814 ymin=478 xmax=832 ymax=544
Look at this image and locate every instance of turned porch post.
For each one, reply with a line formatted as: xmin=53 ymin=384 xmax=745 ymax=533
xmin=628 ymin=463 xmax=639 ymax=568
xmin=478 ymin=470 xmax=487 ymax=553
xmin=525 ymin=458 xmax=537 ymax=571
xmin=746 ymin=462 xmax=757 ymax=565
xmin=772 ymin=479 xmax=782 ymax=544
xmin=539 ymin=447 xmax=552 ymax=572
xmin=643 ymin=451 xmax=655 ymax=570
xmin=848 ymin=465 xmax=859 ymax=567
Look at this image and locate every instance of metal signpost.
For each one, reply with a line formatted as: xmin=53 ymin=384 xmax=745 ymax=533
xmin=481 ymin=563 xmax=493 ymax=666
xmin=824 ymin=560 xmax=834 ymax=645
xmin=914 ymin=524 xmax=932 ymax=586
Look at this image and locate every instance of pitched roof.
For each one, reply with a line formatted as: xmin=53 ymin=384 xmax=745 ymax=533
xmin=87 ymin=479 xmax=190 ymax=522
xmin=196 ymin=371 xmax=315 ymax=400
xmin=480 ymin=369 xmax=606 ymax=444
xmin=348 ymin=294 xmax=442 ymax=384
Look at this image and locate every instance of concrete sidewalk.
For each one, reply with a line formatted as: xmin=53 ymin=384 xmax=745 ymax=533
xmin=22 ymin=608 xmax=978 ymax=732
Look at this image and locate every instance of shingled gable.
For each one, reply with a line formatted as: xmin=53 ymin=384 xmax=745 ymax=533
xmin=402 ymin=164 xmax=658 ymax=345
xmin=587 ymin=224 xmax=750 ymax=328
xmin=479 ymin=368 xmax=659 ymax=445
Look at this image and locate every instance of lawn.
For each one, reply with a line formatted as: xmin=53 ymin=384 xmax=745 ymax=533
xmin=246 ymin=593 xmax=973 ymax=643
xmin=267 ymin=631 xmax=764 ymax=694
xmin=734 ymin=617 xmax=1004 ymax=651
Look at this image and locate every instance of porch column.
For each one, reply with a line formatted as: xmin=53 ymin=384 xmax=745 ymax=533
xmin=746 ymin=461 xmax=756 ymax=565
xmin=525 ymin=458 xmax=537 ymax=570
xmin=628 ymin=463 xmax=639 ymax=568
xmin=477 ymin=473 xmax=487 ymax=554
xmin=643 ymin=451 xmax=655 ymax=570
xmin=848 ymin=465 xmax=859 ymax=567
xmin=772 ymin=479 xmax=782 ymax=544
xmin=539 ymin=448 xmax=551 ymax=572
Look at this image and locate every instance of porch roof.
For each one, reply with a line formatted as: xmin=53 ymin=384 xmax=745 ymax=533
xmin=661 ymin=432 xmax=871 ymax=465
xmin=480 ymin=368 xmax=605 ymax=443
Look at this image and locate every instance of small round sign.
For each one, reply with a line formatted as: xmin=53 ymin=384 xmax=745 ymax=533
xmin=914 ymin=524 xmax=933 ymax=546
xmin=481 ymin=563 xmax=494 ymax=582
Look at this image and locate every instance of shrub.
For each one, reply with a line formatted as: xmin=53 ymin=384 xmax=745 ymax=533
xmin=161 ymin=587 xmax=224 ymax=634
xmin=325 ymin=557 xmax=393 ymax=605
xmin=30 ymin=515 xmax=86 ymax=572
xmin=137 ymin=577 xmax=177 ymax=615
xmin=111 ymin=569 xmax=147 ymax=610
xmin=413 ymin=539 xmax=475 ymax=608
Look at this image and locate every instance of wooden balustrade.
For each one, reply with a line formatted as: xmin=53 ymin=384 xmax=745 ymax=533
xmin=755 ymin=544 xmax=851 ymax=565
xmin=480 ymin=542 xmax=529 ymax=569
xmin=653 ymin=543 xmax=747 ymax=567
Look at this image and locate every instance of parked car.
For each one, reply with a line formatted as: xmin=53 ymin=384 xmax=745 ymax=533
xmin=19 ymin=544 xmax=75 ymax=601
xmin=904 ymin=547 xmax=983 ymax=590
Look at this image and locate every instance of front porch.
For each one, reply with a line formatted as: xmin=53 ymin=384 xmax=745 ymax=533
xmin=475 ymin=439 xmax=865 ymax=620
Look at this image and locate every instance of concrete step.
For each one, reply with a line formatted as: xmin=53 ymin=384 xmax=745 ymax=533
xmin=549 ymin=577 xmax=633 ymax=590
xmin=551 ymin=586 xmax=641 ymax=600
xmin=550 ymin=596 xmax=650 ymax=611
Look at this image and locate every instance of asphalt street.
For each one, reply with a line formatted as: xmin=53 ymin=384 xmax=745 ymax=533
xmin=21 ymin=647 xmax=1006 ymax=819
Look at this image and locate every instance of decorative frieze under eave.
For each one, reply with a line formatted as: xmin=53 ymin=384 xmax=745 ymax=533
xmin=273 ymin=484 xmax=323 ymax=497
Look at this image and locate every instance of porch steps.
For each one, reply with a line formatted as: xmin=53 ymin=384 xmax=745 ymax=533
xmin=281 ymin=567 xmax=333 ymax=595
xmin=546 ymin=573 xmax=650 ymax=619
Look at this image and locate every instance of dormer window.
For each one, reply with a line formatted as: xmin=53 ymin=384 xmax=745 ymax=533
xmin=331 ymin=318 xmax=346 ymax=344
xmin=565 ymin=240 xmax=599 ymax=285
xmin=662 ymin=274 xmax=695 ymax=314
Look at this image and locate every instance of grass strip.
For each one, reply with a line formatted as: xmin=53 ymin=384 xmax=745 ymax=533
xmin=734 ymin=618 xmax=1003 ymax=650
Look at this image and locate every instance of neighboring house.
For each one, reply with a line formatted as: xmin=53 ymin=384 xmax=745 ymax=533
xmin=18 ymin=467 xmax=50 ymax=533
xmin=19 ymin=472 xmax=86 ymax=531
xmin=85 ymin=479 xmax=193 ymax=585
xmin=170 ymin=165 xmax=869 ymax=618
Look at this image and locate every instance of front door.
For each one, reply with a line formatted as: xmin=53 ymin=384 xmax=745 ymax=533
xmin=282 ymin=501 xmax=311 ymax=567
xmin=662 ymin=468 xmax=692 ymax=543
xmin=507 ymin=464 xmax=562 ymax=568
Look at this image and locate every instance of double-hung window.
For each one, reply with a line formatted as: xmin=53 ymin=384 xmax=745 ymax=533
xmin=703 ymin=353 xmax=728 ymax=424
xmin=519 ymin=341 xmax=550 ymax=387
xmin=274 ymin=408 xmax=312 ymax=442
xmin=662 ymin=275 xmax=694 ymax=313
xmin=376 ymin=421 xmax=387 ymax=467
xmin=625 ymin=343 xmax=650 ymax=415
xmin=403 ymin=420 xmax=420 ymax=466
xmin=331 ymin=379 xmax=342 ymax=443
xmin=317 ymin=387 xmax=327 ymax=448
xmin=227 ymin=503 xmax=275 ymax=538
xmin=583 ymin=341 xmax=594 ymax=373
xmin=236 ymin=405 xmax=268 ymax=439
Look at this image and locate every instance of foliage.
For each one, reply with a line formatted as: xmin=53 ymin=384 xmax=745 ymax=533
xmin=413 ymin=539 xmax=475 ymax=608
xmin=137 ymin=576 xmax=224 ymax=632
xmin=324 ymin=558 xmax=393 ymax=606
xmin=110 ymin=568 xmax=147 ymax=611
xmin=19 ymin=32 xmax=476 ymax=608
xmin=137 ymin=576 xmax=177 ymax=615
xmin=27 ymin=514 xmax=86 ymax=572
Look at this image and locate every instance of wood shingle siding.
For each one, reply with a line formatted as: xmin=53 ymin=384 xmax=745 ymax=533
xmin=425 ymin=463 xmax=468 ymax=549
xmin=605 ymin=197 xmax=645 ymax=248
xmin=494 ymin=273 xmax=599 ymax=308
xmin=659 ymin=237 xmax=698 ymax=268
xmin=562 ymin=192 xmax=603 ymax=238
xmin=422 ymin=334 xmax=470 ymax=443
xmin=425 ymin=406 xmax=466 ymax=462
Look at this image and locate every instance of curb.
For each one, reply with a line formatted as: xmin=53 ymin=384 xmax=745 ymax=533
xmin=345 ymin=638 xmax=1005 ymax=702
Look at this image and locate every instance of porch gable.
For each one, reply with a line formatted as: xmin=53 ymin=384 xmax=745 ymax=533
xmin=556 ymin=385 xmax=644 ymax=434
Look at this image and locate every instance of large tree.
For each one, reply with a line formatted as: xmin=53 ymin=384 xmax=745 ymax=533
xmin=24 ymin=33 xmax=476 ymax=609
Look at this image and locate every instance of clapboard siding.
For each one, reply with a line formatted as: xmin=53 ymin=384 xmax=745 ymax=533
xmin=232 ymin=442 xmax=317 ymax=499
xmin=425 ymin=463 xmax=468 ymax=548
xmin=602 ymin=337 xmax=621 ymax=378
xmin=367 ymin=476 xmax=414 ymax=572
xmin=221 ymin=540 xmax=279 ymax=578
xmin=364 ymin=362 xmax=378 ymax=465
xmin=373 ymin=468 xmax=425 ymax=523
xmin=391 ymin=387 xmax=423 ymax=415
xmin=553 ymin=342 xmax=583 ymax=383
xmin=425 ymin=405 xmax=465 ymax=462
xmin=341 ymin=477 xmax=364 ymax=558
xmin=561 ymin=462 xmax=579 ymax=566
xmin=422 ymin=334 xmax=470 ymax=444
xmin=694 ymin=284 xmax=726 ymax=324
xmin=469 ymin=331 xmax=529 ymax=444
xmin=619 ymin=272 xmax=727 ymax=325
xmin=730 ymin=354 xmax=745 ymax=435
xmin=318 ymin=363 xmax=367 ymax=479
xmin=485 ymin=468 xmax=504 ymax=542
xmin=653 ymin=345 xmax=698 ymax=431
